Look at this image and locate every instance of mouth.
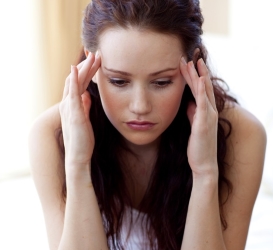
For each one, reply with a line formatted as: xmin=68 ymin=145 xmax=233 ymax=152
xmin=126 ymin=120 xmax=156 ymax=130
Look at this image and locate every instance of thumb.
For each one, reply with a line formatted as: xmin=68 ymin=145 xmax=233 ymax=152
xmin=187 ymin=101 xmax=196 ymax=126
xmin=81 ymin=90 xmax=92 ymax=120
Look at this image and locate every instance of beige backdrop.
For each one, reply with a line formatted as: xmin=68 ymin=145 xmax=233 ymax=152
xmin=33 ymin=0 xmax=90 ymax=117
xmin=201 ymin=0 xmax=229 ymax=35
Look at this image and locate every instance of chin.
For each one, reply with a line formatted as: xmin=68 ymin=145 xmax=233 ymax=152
xmin=122 ymin=133 xmax=161 ymax=147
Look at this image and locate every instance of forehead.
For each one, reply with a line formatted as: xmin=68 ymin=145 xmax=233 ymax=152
xmin=98 ymin=27 xmax=184 ymax=73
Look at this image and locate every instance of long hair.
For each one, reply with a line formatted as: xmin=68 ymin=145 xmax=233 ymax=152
xmin=57 ymin=0 xmax=238 ymax=249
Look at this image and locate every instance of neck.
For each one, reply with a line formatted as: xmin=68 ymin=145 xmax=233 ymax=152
xmin=123 ymin=137 xmax=160 ymax=159
xmin=120 ymin=137 xmax=160 ymax=209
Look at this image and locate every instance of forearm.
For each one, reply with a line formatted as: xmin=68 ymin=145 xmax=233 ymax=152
xmin=58 ymin=165 xmax=108 ymax=250
xmin=181 ymin=174 xmax=226 ymax=250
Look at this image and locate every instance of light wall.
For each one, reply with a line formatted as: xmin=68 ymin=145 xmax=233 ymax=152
xmin=201 ymin=0 xmax=229 ymax=35
xmin=201 ymin=0 xmax=273 ymax=190
xmin=32 ymin=0 xmax=91 ymax=117
xmin=0 ymin=0 xmax=90 ymax=179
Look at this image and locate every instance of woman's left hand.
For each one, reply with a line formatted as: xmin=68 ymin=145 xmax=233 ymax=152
xmin=180 ymin=58 xmax=219 ymax=178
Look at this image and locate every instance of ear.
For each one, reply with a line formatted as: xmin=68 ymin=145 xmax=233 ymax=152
xmin=84 ymin=48 xmax=98 ymax=83
xmin=193 ymin=48 xmax=200 ymax=64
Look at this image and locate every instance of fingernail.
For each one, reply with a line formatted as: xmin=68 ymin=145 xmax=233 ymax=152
xmin=87 ymin=53 xmax=92 ymax=59
xmin=71 ymin=65 xmax=77 ymax=72
xmin=181 ymin=57 xmax=187 ymax=65
xmin=95 ymin=51 xmax=100 ymax=58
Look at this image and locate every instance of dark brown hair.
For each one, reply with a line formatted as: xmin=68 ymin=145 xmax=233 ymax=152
xmin=58 ymin=0 xmax=238 ymax=249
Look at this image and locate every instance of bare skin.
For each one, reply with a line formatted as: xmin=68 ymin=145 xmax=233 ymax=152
xmin=28 ymin=29 xmax=266 ymax=250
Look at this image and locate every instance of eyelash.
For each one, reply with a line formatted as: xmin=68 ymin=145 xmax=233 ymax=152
xmin=107 ymin=79 xmax=173 ymax=88
xmin=153 ymin=80 xmax=173 ymax=87
xmin=108 ymin=79 xmax=128 ymax=87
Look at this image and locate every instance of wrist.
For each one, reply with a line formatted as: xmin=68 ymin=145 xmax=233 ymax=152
xmin=192 ymin=167 xmax=218 ymax=188
xmin=189 ymin=178 xmax=219 ymax=214
xmin=192 ymin=162 xmax=218 ymax=181
xmin=65 ymin=162 xmax=92 ymax=185
xmin=191 ymin=172 xmax=219 ymax=200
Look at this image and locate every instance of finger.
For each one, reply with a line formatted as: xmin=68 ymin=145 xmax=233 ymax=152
xmin=62 ymin=79 xmax=70 ymax=100
xmin=69 ymin=66 xmax=81 ymax=110
xmin=78 ymin=53 xmax=95 ymax=87
xmin=81 ymin=91 xmax=92 ymax=121
xmin=81 ymin=53 xmax=101 ymax=92
xmin=187 ymin=60 xmax=201 ymax=99
xmin=81 ymin=91 xmax=93 ymax=138
xmin=180 ymin=57 xmax=196 ymax=99
xmin=197 ymin=59 xmax=217 ymax=110
xmin=76 ymin=60 xmax=85 ymax=70
xmin=195 ymin=76 xmax=207 ymax=121
xmin=62 ymin=60 xmax=86 ymax=100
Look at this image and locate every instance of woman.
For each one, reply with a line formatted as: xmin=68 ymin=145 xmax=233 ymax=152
xmin=28 ymin=0 xmax=267 ymax=249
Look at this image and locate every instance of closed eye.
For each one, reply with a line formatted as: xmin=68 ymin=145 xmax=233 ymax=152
xmin=107 ymin=78 xmax=173 ymax=88
xmin=153 ymin=80 xmax=173 ymax=88
xmin=108 ymin=78 xmax=129 ymax=87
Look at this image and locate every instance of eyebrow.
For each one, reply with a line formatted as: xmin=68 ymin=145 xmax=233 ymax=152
xmin=103 ymin=66 xmax=177 ymax=76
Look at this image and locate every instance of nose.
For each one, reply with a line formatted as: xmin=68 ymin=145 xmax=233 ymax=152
xmin=129 ymin=85 xmax=152 ymax=115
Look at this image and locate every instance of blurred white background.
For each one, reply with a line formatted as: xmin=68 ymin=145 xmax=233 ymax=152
xmin=0 ymin=0 xmax=273 ymax=249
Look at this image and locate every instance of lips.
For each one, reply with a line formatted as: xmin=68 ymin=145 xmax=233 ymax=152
xmin=127 ymin=120 xmax=155 ymax=125
xmin=126 ymin=120 xmax=156 ymax=131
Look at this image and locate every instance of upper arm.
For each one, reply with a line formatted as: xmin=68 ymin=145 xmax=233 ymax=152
xmin=220 ymin=104 xmax=267 ymax=249
xmin=28 ymin=103 xmax=65 ymax=250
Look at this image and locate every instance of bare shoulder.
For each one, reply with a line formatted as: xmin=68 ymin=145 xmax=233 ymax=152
xmin=30 ymin=102 xmax=61 ymax=131
xmin=220 ymin=102 xmax=267 ymax=249
xmin=28 ymin=102 xmax=63 ymax=190
xmin=28 ymin=102 xmax=63 ymax=175
xmin=221 ymin=102 xmax=267 ymax=168
xmin=222 ymin=101 xmax=266 ymax=137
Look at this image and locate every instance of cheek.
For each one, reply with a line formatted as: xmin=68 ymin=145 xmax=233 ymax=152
xmin=96 ymin=76 xmax=125 ymax=123
xmin=98 ymin=86 xmax=118 ymax=118
xmin=161 ymin=92 xmax=183 ymax=121
xmin=159 ymin=81 xmax=185 ymax=122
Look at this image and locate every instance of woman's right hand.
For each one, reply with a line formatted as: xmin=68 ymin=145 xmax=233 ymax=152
xmin=59 ymin=52 xmax=101 ymax=172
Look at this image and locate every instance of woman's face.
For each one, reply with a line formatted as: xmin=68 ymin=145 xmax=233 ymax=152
xmin=95 ymin=28 xmax=186 ymax=146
